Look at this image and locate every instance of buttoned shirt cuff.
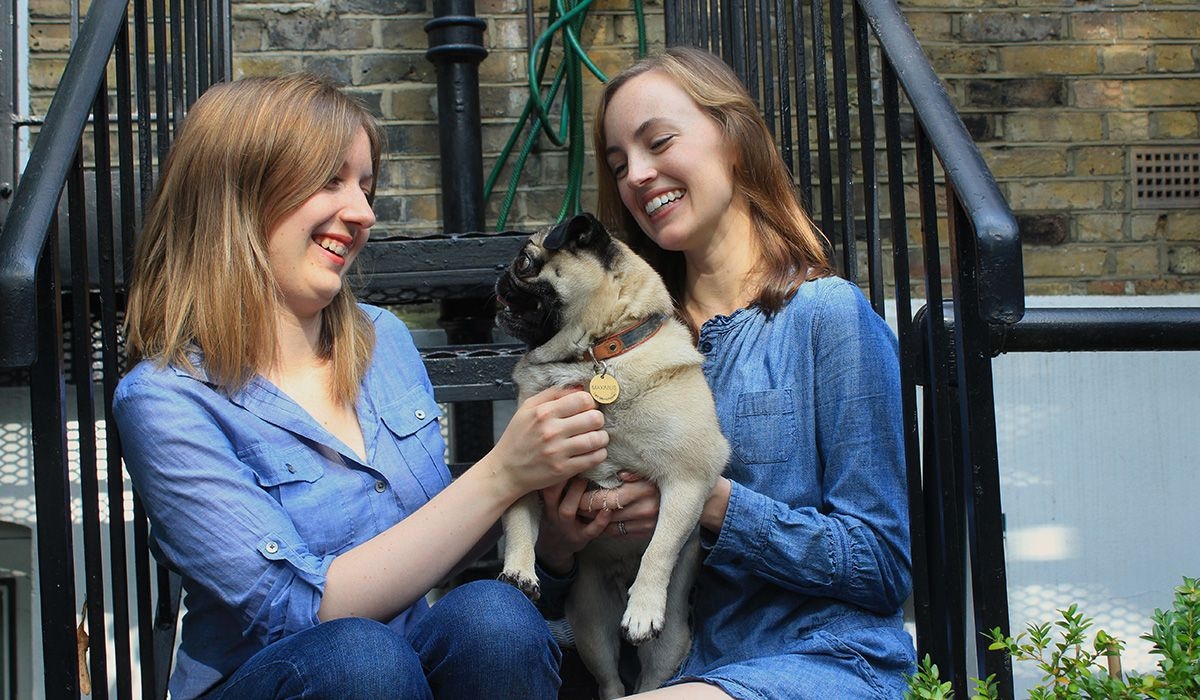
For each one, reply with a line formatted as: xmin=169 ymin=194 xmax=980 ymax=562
xmin=251 ymin=537 xmax=334 ymax=641
xmin=701 ymin=479 xmax=768 ymax=567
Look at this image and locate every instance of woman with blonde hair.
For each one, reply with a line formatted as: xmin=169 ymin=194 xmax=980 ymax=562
xmin=539 ymin=48 xmax=915 ymax=698
xmin=115 ymin=72 xmax=609 ymax=700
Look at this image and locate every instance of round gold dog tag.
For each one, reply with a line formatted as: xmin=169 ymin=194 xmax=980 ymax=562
xmin=589 ymin=373 xmax=620 ymax=404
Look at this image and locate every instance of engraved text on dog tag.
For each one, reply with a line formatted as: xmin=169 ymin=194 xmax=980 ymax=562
xmin=589 ymin=372 xmax=620 ymax=404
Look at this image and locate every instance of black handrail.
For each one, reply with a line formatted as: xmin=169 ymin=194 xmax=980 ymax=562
xmin=857 ymin=0 xmax=1023 ymax=327
xmin=0 ymin=1 xmax=229 ymax=696
xmin=0 ymin=0 xmax=130 ymax=370
xmin=0 ymin=2 xmax=134 ymax=697
xmin=917 ymin=304 xmax=1200 ymax=363
xmin=993 ymin=307 xmax=1200 ymax=353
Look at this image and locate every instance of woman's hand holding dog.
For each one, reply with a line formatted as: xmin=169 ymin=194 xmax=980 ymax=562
xmin=535 ymin=472 xmax=662 ymax=574
xmin=535 ymin=477 xmax=612 ymax=574
xmin=587 ymin=472 xmax=660 ymax=540
xmin=488 ymin=386 xmax=609 ymax=499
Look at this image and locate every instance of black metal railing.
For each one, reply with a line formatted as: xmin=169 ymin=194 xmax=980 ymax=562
xmin=0 ymin=1 xmax=230 ymax=698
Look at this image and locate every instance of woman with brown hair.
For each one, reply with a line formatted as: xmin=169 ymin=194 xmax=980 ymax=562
xmin=540 ymin=48 xmax=915 ymax=698
xmin=115 ymin=72 xmax=609 ymax=700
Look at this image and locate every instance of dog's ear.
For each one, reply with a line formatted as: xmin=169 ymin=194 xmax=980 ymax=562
xmin=544 ymin=212 xmax=610 ymax=251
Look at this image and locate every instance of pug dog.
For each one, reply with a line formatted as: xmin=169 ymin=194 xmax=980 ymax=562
xmin=495 ymin=212 xmax=730 ymax=698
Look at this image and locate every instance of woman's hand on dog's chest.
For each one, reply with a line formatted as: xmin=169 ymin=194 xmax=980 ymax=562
xmin=536 ymin=477 xmax=614 ymax=571
xmin=535 ymin=471 xmax=662 ymax=567
xmin=577 ymin=472 xmax=661 ymax=540
xmin=489 ymin=386 xmax=610 ymax=497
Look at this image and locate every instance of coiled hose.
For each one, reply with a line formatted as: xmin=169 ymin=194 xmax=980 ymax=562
xmin=485 ymin=0 xmax=647 ymax=229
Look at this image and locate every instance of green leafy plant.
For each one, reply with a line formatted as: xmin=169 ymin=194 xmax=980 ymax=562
xmin=908 ymin=654 xmax=954 ymax=700
xmin=905 ymin=577 xmax=1200 ymax=700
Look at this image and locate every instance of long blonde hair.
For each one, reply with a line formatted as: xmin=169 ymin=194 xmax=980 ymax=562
xmin=124 ymin=73 xmax=381 ymax=403
xmin=593 ymin=47 xmax=832 ymax=313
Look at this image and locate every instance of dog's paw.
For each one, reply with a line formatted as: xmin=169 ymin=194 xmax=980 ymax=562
xmin=498 ymin=570 xmax=541 ymax=601
xmin=621 ymin=607 xmax=664 ymax=645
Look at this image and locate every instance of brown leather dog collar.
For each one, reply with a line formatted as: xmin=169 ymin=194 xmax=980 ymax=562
xmin=586 ymin=313 xmax=668 ymax=362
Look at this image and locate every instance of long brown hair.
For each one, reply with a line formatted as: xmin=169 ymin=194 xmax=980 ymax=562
xmin=593 ymin=47 xmax=832 ymax=313
xmin=124 ymin=73 xmax=381 ymax=403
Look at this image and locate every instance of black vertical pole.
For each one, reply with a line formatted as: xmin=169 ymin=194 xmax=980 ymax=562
xmin=425 ymin=0 xmax=486 ymax=234
xmin=32 ymin=222 xmax=80 ymax=700
xmin=916 ymin=126 xmax=969 ymax=698
xmin=947 ymin=185 xmax=1015 ymax=699
xmin=425 ymin=0 xmax=494 ymax=464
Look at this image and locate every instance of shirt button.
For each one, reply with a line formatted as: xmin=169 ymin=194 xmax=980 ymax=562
xmin=265 ymin=541 xmax=279 ymax=554
xmin=286 ymin=463 xmax=296 ymax=473
xmin=700 ymin=341 xmax=713 ymax=353
xmin=415 ymin=409 xmax=426 ymax=420
xmin=374 ymin=480 xmax=387 ymax=493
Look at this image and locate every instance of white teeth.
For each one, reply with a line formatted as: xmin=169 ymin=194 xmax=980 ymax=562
xmin=317 ymin=238 xmax=349 ymax=257
xmin=644 ymin=190 xmax=683 ymax=216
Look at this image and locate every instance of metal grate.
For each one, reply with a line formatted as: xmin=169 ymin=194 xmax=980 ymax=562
xmin=1132 ymin=147 xmax=1200 ymax=209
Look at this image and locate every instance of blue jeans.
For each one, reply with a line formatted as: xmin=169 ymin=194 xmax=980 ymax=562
xmin=203 ymin=580 xmax=561 ymax=699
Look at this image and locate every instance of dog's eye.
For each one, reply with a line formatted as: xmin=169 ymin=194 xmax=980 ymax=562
xmin=516 ymin=252 xmax=537 ymax=275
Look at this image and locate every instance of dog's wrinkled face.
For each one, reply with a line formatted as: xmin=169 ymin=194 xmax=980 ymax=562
xmin=495 ymin=213 xmax=617 ymax=349
xmin=494 ymin=257 xmax=563 ymax=349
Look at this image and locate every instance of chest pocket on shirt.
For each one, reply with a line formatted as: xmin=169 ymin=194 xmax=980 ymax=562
xmin=244 ymin=445 xmax=358 ymax=556
xmin=378 ymin=386 xmax=449 ymax=499
xmin=733 ymin=388 xmax=799 ymax=465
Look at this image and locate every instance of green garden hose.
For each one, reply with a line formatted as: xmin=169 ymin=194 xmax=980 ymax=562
xmin=485 ymin=0 xmax=647 ymax=229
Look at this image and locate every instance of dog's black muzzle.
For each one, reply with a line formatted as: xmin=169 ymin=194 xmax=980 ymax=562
xmin=495 ymin=271 xmax=561 ymax=349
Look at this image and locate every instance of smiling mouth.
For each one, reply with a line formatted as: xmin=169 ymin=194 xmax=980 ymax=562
xmin=315 ymin=236 xmax=350 ymax=257
xmin=645 ymin=189 xmax=684 ymax=216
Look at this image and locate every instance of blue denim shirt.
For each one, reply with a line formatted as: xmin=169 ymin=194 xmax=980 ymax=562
xmin=113 ymin=305 xmax=448 ymax=700
xmin=679 ymin=276 xmax=913 ymax=678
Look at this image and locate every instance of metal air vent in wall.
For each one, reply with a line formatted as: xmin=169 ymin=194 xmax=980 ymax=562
xmin=1132 ymin=146 xmax=1200 ymax=209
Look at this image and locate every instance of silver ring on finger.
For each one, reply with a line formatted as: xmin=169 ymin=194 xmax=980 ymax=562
xmin=617 ymin=521 xmax=628 ymax=536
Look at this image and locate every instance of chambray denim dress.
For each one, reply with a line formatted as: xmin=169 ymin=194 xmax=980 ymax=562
xmin=113 ymin=305 xmax=449 ymax=700
xmin=671 ymin=276 xmax=916 ymax=699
